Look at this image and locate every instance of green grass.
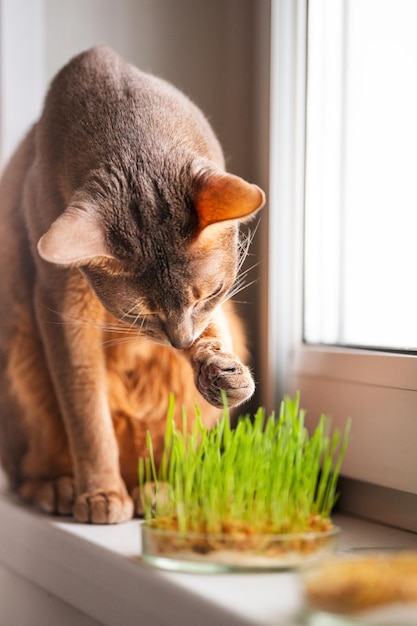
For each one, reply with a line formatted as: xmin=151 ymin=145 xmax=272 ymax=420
xmin=139 ymin=393 xmax=351 ymax=535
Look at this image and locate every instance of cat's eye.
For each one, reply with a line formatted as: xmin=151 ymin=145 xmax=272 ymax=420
xmin=207 ymin=283 xmax=224 ymax=300
xmin=193 ymin=283 xmax=224 ymax=303
xmin=193 ymin=283 xmax=224 ymax=314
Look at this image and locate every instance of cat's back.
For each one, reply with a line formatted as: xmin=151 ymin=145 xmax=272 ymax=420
xmin=40 ymin=46 xmax=224 ymax=183
xmin=0 ymin=127 xmax=37 ymax=316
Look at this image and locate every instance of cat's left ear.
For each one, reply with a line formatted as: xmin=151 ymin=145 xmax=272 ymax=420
xmin=37 ymin=207 xmax=112 ymax=265
xmin=194 ymin=171 xmax=265 ymax=230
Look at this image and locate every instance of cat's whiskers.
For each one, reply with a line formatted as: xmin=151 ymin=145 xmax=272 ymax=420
xmin=58 ymin=313 xmax=154 ymax=348
xmin=120 ymin=300 xmax=158 ymax=324
xmin=227 ymin=278 xmax=259 ymax=301
xmin=120 ymin=309 xmax=158 ymax=335
xmin=41 ymin=304 xmax=162 ymax=349
xmin=102 ymin=335 xmax=145 ymax=348
xmin=224 ymin=262 xmax=260 ymax=303
xmin=41 ymin=306 xmax=143 ymax=336
xmin=120 ymin=300 xmax=145 ymax=320
xmin=237 ymin=220 xmax=260 ymax=273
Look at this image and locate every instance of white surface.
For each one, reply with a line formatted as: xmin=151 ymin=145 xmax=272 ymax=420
xmin=0 ymin=489 xmax=417 ymax=626
xmin=0 ymin=492 xmax=300 ymax=626
xmin=0 ymin=562 xmax=101 ymax=626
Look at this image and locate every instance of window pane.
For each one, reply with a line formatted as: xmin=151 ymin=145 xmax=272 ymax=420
xmin=304 ymin=0 xmax=417 ymax=350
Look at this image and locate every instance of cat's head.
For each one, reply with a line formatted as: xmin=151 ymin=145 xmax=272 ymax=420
xmin=37 ymin=164 xmax=265 ymax=349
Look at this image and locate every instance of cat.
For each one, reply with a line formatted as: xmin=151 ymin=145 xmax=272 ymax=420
xmin=0 ymin=46 xmax=264 ymax=524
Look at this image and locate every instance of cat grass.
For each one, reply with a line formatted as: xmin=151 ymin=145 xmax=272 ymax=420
xmin=139 ymin=393 xmax=350 ymax=537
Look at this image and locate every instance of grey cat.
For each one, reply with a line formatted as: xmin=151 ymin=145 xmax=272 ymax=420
xmin=0 ymin=47 xmax=264 ymax=523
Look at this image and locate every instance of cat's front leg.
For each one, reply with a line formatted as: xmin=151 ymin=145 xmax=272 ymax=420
xmin=187 ymin=307 xmax=255 ymax=408
xmin=35 ymin=276 xmax=133 ymax=524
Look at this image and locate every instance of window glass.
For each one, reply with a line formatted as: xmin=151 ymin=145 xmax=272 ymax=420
xmin=304 ymin=0 xmax=417 ymax=350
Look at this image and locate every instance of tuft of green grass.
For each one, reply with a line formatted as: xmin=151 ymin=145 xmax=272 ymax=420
xmin=139 ymin=393 xmax=351 ymax=535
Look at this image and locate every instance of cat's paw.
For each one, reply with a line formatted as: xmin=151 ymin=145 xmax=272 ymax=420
xmin=73 ymin=489 xmax=134 ymax=524
xmin=19 ymin=476 xmax=75 ymax=516
xmin=196 ymin=353 xmax=255 ymax=408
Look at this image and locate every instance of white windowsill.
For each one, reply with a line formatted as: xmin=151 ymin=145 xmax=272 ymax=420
xmin=0 ymin=489 xmax=417 ymax=626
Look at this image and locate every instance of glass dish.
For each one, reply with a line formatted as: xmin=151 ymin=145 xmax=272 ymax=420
xmin=301 ymin=551 xmax=417 ymax=626
xmin=140 ymin=522 xmax=339 ymax=573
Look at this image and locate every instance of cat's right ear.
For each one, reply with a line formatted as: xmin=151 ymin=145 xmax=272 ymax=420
xmin=193 ymin=170 xmax=265 ymax=230
xmin=37 ymin=208 xmax=112 ymax=265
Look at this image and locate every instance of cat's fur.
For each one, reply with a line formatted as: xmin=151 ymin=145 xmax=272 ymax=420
xmin=0 ymin=47 xmax=264 ymax=523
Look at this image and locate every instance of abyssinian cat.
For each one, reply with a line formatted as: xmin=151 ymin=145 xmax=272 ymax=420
xmin=0 ymin=47 xmax=264 ymax=524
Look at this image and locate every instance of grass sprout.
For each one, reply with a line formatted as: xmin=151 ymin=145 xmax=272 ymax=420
xmin=139 ymin=393 xmax=351 ymax=536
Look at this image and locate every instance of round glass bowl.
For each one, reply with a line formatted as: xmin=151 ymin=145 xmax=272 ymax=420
xmin=301 ymin=551 xmax=417 ymax=626
xmin=140 ymin=522 xmax=339 ymax=573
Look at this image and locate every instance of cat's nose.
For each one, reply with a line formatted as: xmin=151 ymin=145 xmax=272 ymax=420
xmin=169 ymin=336 xmax=194 ymax=350
xmin=165 ymin=317 xmax=195 ymax=350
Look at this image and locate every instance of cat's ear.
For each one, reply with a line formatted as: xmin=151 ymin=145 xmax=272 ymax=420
xmin=37 ymin=208 xmax=112 ymax=265
xmin=194 ymin=171 xmax=265 ymax=229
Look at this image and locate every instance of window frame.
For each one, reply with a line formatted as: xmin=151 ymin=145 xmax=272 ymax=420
xmin=267 ymin=0 xmax=417 ymax=532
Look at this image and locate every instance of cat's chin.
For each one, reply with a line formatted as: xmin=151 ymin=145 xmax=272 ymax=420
xmin=143 ymin=330 xmax=203 ymax=351
xmin=143 ymin=334 xmax=171 ymax=347
xmin=142 ymin=333 xmax=178 ymax=349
